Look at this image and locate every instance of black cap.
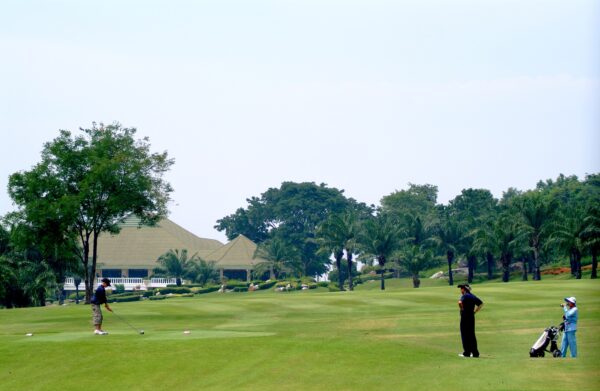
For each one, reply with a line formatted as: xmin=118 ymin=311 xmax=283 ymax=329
xmin=458 ymin=284 xmax=471 ymax=292
xmin=101 ymin=277 xmax=111 ymax=286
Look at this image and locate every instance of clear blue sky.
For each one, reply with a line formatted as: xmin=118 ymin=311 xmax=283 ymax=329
xmin=1 ymin=0 xmax=599 ymax=242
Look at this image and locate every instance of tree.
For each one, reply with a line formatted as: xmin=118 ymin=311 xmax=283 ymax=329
xmin=8 ymin=123 xmax=173 ymax=303
xmin=316 ymin=215 xmax=346 ymax=290
xmin=216 ymin=182 xmax=367 ymax=277
xmin=433 ymin=208 xmax=464 ymax=285
xmin=190 ymin=259 xmax=220 ymax=286
xmin=548 ymin=208 xmax=587 ymax=279
xmin=316 ymin=211 xmax=362 ymax=291
xmin=448 ymin=189 xmax=498 ymax=283
xmin=396 ymin=244 xmax=436 ymax=288
xmin=513 ymin=191 xmax=555 ymax=280
xmin=358 ymin=215 xmax=402 ymax=290
xmin=154 ymin=249 xmax=199 ymax=286
xmin=580 ymin=205 xmax=600 ymax=279
xmin=253 ymin=237 xmax=302 ymax=280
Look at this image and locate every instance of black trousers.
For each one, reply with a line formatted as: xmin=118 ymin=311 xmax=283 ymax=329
xmin=460 ymin=316 xmax=479 ymax=357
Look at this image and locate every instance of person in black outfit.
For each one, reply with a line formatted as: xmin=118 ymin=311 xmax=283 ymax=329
xmin=91 ymin=278 xmax=112 ymax=335
xmin=458 ymin=284 xmax=483 ymax=357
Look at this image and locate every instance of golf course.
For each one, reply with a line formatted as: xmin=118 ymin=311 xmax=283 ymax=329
xmin=1 ymin=277 xmax=598 ymax=391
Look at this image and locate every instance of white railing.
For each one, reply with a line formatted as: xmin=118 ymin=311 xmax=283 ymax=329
xmin=64 ymin=277 xmax=180 ymax=291
xmin=147 ymin=278 xmax=178 ymax=288
xmin=63 ymin=277 xmax=86 ymax=291
xmin=106 ymin=278 xmax=146 ymax=291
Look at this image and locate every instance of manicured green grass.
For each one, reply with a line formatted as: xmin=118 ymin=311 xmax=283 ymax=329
xmin=1 ymin=278 xmax=598 ymax=391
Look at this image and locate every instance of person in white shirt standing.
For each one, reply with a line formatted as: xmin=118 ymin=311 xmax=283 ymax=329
xmin=560 ymin=296 xmax=578 ymax=358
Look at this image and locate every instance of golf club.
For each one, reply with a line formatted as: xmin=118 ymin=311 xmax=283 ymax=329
xmin=111 ymin=310 xmax=145 ymax=335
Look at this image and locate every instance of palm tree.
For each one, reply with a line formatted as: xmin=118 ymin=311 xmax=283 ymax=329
xmin=470 ymin=220 xmax=499 ymax=280
xmin=433 ymin=213 xmax=464 ymax=285
xmin=155 ymin=249 xmax=200 ymax=286
xmin=316 ymin=212 xmax=361 ymax=291
xmin=190 ymin=259 xmax=220 ymax=286
xmin=580 ymin=205 xmax=600 ymax=279
xmin=396 ymin=244 xmax=436 ymax=288
xmin=514 ymin=191 xmax=555 ymax=280
xmin=548 ymin=209 xmax=586 ymax=279
xmin=316 ymin=215 xmax=346 ymax=290
xmin=358 ymin=215 xmax=402 ymax=290
xmin=23 ymin=260 xmax=57 ymax=306
xmin=474 ymin=214 xmax=527 ymax=282
xmin=253 ymin=237 xmax=301 ymax=280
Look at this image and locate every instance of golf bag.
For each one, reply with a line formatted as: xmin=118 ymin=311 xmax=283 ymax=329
xmin=529 ymin=323 xmax=564 ymax=358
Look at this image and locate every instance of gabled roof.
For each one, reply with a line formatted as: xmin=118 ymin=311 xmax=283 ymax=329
xmin=96 ymin=215 xmax=223 ymax=269
xmin=205 ymin=234 xmax=267 ymax=269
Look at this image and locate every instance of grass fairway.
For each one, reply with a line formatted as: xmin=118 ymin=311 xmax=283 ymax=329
xmin=1 ymin=279 xmax=598 ymax=391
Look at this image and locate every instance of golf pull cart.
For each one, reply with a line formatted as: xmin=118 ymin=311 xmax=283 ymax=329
xmin=529 ymin=323 xmax=564 ymax=358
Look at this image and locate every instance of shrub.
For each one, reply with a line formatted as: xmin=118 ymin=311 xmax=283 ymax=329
xmin=317 ymin=281 xmax=329 ymax=288
xmin=109 ymin=295 xmax=141 ymax=303
xmin=224 ymin=280 xmax=249 ymax=289
xmin=141 ymin=290 xmax=156 ymax=298
xmin=196 ymin=286 xmax=220 ymax=294
xmin=257 ymin=280 xmax=277 ymax=290
xmin=149 ymin=295 xmax=167 ymax=301
xmin=233 ymin=286 xmax=248 ymax=292
xmin=114 ymin=284 xmax=125 ymax=294
xmin=155 ymin=287 xmax=192 ymax=295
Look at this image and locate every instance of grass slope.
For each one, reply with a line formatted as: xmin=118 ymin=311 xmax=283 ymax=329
xmin=0 ymin=279 xmax=598 ymax=391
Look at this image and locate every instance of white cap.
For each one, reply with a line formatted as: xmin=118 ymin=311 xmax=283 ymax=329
xmin=564 ymin=296 xmax=576 ymax=305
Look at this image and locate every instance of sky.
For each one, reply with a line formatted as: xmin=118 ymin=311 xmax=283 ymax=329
xmin=1 ymin=0 xmax=599 ymax=243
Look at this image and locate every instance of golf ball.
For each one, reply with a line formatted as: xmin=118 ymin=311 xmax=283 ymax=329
xmin=140 ymin=330 xmax=144 ymax=334
xmin=183 ymin=330 xmax=191 ymax=335
xmin=26 ymin=333 xmax=33 ymax=337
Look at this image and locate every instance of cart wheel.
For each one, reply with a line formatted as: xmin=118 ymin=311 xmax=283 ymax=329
xmin=553 ymin=350 xmax=561 ymax=358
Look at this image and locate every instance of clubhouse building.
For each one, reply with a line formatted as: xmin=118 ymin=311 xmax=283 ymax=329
xmin=94 ymin=215 xmax=266 ymax=283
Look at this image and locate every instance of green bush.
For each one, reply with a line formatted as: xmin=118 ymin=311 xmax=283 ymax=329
xmin=114 ymin=284 xmax=125 ymax=294
xmin=109 ymin=295 xmax=141 ymax=303
xmin=195 ymin=286 xmax=220 ymax=294
xmin=233 ymin=286 xmax=248 ymax=292
xmin=141 ymin=290 xmax=156 ymax=298
xmin=257 ymin=280 xmax=277 ymax=290
xmin=155 ymin=287 xmax=192 ymax=295
xmin=224 ymin=280 xmax=249 ymax=289
xmin=317 ymin=281 xmax=329 ymax=288
xmin=148 ymin=295 xmax=167 ymax=301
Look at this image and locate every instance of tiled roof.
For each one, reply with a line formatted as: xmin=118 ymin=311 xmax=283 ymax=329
xmin=96 ymin=215 xmax=223 ymax=269
xmin=204 ymin=234 xmax=267 ymax=269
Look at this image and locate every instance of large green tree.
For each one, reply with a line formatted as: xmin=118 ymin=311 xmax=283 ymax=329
xmin=8 ymin=123 xmax=173 ymax=302
xmin=216 ymin=182 xmax=367 ymax=277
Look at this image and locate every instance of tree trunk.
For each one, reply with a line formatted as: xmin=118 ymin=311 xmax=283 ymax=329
xmin=569 ymin=253 xmax=576 ymax=276
xmin=486 ymin=252 xmax=494 ymax=280
xmin=269 ymin=265 xmax=275 ymax=280
xmin=501 ymin=253 xmax=511 ymax=282
xmin=81 ymin=232 xmax=92 ymax=304
xmin=379 ymin=256 xmax=385 ymax=290
xmin=522 ymin=257 xmax=528 ymax=281
xmin=532 ymin=238 xmax=541 ymax=281
xmin=346 ymin=253 xmax=354 ymax=291
xmin=591 ymin=249 xmax=598 ymax=279
xmin=575 ymin=250 xmax=582 ymax=279
xmin=335 ymin=252 xmax=344 ymax=291
xmin=467 ymin=255 xmax=475 ymax=284
xmin=412 ymin=274 xmax=420 ymax=288
xmin=447 ymin=250 xmax=454 ymax=286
